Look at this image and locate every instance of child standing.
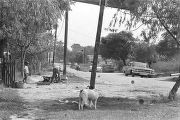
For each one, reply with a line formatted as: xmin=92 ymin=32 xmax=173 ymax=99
xmin=23 ymin=61 xmax=29 ymax=83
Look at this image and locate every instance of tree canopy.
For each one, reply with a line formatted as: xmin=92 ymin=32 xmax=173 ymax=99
xmin=0 ymin=0 xmax=71 ymax=74
xmin=109 ymin=0 xmax=180 ymax=45
xmin=100 ymin=31 xmax=135 ymax=65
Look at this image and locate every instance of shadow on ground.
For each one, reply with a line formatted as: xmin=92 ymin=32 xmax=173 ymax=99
xmin=160 ymin=77 xmax=178 ymax=82
xmin=33 ymin=96 xmax=171 ymax=112
xmin=0 ymin=86 xmax=26 ymax=119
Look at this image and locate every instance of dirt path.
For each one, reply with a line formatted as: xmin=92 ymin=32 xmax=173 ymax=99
xmin=0 ymin=72 xmax=180 ymax=119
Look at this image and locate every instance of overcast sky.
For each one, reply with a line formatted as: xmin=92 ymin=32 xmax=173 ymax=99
xmin=57 ymin=2 xmax=144 ymax=49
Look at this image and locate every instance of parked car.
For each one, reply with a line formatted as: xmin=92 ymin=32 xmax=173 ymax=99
xmin=102 ymin=64 xmax=115 ymax=73
xmin=122 ymin=61 xmax=155 ymax=78
xmin=89 ymin=65 xmax=102 ymax=72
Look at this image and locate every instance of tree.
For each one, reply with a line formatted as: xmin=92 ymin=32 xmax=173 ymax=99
xmin=74 ymin=52 xmax=83 ymax=64
xmin=100 ymin=31 xmax=135 ymax=65
xmin=156 ymin=39 xmax=179 ymax=59
xmin=0 ymin=0 xmax=70 ymax=75
xmin=84 ymin=46 xmax=94 ymax=55
xmin=55 ymin=41 xmax=64 ymax=62
xmin=133 ymin=42 xmax=157 ymax=66
xmin=109 ymin=0 xmax=180 ymax=44
xmin=25 ymin=32 xmax=55 ymax=73
xmin=71 ymin=44 xmax=82 ymax=53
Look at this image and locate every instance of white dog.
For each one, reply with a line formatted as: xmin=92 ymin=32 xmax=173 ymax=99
xmin=79 ymin=89 xmax=99 ymax=110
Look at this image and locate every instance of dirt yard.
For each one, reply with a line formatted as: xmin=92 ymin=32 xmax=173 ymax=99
xmin=0 ymin=73 xmax=180 ymax=120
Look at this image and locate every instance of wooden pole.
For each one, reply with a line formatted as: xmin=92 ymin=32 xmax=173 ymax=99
xmin=63 ymin=10 xmax=68 ymax=75
xmin=89 ymin=0 xmax=105 ymax=89
xmin=52 ymin=24 xmax=58 ymax=66
xmin=84 ymin=47 xmax=86 ymax=64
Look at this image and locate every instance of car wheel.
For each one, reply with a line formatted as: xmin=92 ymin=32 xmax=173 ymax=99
xmin=148 ymin=75 xmax=152 ymax=78
xmin=125 ymin=73 xmax=128 ymax=76
xmin=132 ymin=73 xmax=135 ymax=77
xmin=130 ymin=70 xmax=132 ymax=75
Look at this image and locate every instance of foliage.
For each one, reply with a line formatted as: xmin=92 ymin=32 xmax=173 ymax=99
xmin=156 ymin=36 xmax=179 ymax=58
xmin=71 ymin=44 xmax=82 ymax=52
xmin=84 ymin=46 xmax=94 ymax=55
xmin=100 ymin=31 xmax=135 ymax=65
xmin=73 ymin=52 xmax=83 ymax=64
xmin=152 ymin=56 xmax=180 ymax=73
xmin=55 ymin=41 xmax=64 ymax=62
xmin=0 ymin=0 xmax=71 ymax=74
xmin=109 ymin=0 xmax=180 ymax=45
xmin=69 ymin=44 xmax=94 ymax=64
xmin=133 ymin=42 xmax=157 ymax=64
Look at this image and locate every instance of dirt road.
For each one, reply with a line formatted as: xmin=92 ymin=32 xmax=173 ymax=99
xmin=67 ymin=67 xmax=179 ymax=99
xmin=0 ymin=67 xmax=180 ymax=120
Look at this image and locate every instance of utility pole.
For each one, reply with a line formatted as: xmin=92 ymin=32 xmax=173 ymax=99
xmin=83 ymin=47 xmax=86 ymax=64
xmin=81 ymin=47 xmax=86 ymax=64
xmin=63 ymin=10 xmax=68 ymax=76
xmin=52 ymin=24 xmax=58 ymax=66
xmin=89 ymin=0 xmax=105 ymax=89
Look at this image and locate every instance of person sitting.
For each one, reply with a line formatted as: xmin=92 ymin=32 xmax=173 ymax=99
xmin=51 ymin=65 xmax=61 ymax=83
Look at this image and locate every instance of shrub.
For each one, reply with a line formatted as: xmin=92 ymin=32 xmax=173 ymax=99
xmin=152 ymin=54 xmax=180 ymax=74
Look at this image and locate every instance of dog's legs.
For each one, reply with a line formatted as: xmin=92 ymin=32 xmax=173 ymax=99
xmin=79 ymin=97 xmax=82 ymax=110
xmin=94 ymin=99 xmax=97 ymax=109
xmin=81 ymin=103 xmax=84 ymax=110
xmin=79 ymin=101 xmax=81 ymax=110
xmin=81 ymin=100 xmax=86 ymax=110
xmin=89 ymin=100 xmax=93 ymax=108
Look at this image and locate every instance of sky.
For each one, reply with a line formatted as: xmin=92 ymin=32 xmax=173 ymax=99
xmin=57 ymin=2 xmax=144 ymax=49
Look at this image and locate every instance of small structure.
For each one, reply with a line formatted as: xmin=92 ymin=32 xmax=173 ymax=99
xmin=87 ymin=55 xmax=103 ymax=64
xmin=0 ymin=38 xmax=16 ymax=87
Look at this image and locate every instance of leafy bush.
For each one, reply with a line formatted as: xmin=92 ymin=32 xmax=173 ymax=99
xmin=152 ymin=54 xmax=180 ymax=74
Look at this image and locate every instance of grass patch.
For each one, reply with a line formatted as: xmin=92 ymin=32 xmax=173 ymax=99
xmin=0 ymin=86 xmax=26 ymax=119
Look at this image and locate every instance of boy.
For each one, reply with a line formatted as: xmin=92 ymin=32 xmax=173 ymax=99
xmin=23 ymin=61 xmax=29 ymax=83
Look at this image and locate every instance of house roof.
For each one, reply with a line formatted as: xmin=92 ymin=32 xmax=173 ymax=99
xmin=72 ymin=0 xmax=137 ymax=10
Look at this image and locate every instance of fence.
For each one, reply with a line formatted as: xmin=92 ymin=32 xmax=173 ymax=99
xmin=1 ymin=56 xmax=16 ymax=87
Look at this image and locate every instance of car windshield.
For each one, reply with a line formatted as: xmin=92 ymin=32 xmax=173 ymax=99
xmin=133 ymin=62 xmax=147 ymax=68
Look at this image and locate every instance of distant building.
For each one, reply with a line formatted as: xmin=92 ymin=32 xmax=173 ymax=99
xmin=87 ymin=55 xmax=104 ymax=64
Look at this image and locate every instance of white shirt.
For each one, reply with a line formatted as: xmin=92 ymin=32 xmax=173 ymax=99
xmin=24 ymin=65 xmax=29 ymax=74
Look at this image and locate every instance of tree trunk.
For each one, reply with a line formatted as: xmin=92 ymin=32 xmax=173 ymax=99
xmin=168 ymin=76 xmax=180 ymax=100
xmin=122 ymin=59 xmax=126 ymax=66
xmin=21 ymin=47 xmax=27 ymax=78
xmin=20 ymin=47 xmax=24 ymax=77
xmin=39 ymin=62 xmax=41 ymax=73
